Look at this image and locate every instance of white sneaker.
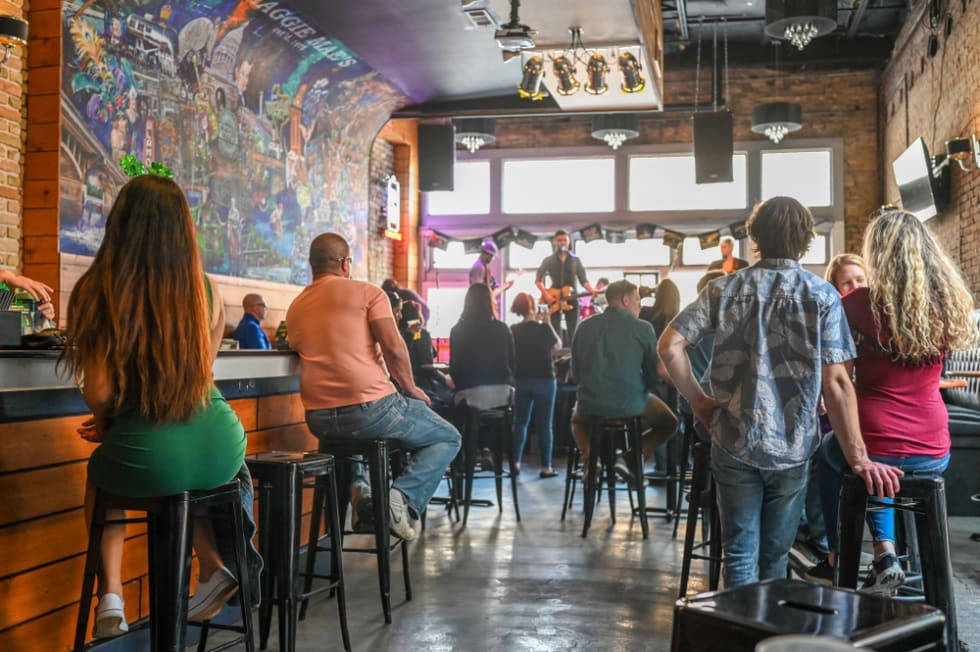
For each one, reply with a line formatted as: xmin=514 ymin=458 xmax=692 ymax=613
xmin=93 ymin=592 xmax=129 ymax=638
xmin=388 ymin=488 xmax=419 ymax=541
xmin=188 ymin=566 xmax=239 ymax=621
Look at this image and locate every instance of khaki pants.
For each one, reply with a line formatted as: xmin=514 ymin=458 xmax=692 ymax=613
xmin=571 ymin=394 xmax=678 ymax=461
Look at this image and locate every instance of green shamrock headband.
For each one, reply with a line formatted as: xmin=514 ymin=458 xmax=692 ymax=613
xmin=119 ymin=155 xmax=173 ymax=179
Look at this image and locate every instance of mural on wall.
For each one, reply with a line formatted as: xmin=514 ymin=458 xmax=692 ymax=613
xmin=59 ymin=0 xmax=406 ymax=284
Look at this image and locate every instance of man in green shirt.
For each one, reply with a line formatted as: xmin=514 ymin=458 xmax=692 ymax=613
xmin=570 ymin=280 xmax=678 ymax=479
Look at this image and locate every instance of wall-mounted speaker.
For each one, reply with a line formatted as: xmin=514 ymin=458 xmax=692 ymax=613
xmin=693 ymin=111 xmax=734 ymax=184
xmin=418 ymin=124 xmax=455 ymax=192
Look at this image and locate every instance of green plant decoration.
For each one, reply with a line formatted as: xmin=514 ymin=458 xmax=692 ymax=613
xmin=119 ymin=155 xmax=173 ymax=179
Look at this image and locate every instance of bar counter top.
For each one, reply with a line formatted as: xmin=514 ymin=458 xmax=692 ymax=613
xmin=0 ymin=349 xmax=300 ymax=422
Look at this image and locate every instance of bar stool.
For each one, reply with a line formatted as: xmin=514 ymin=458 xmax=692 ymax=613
xmin=677 ymin=442 xmax=722 ymax=598
xmin=581 ymin=415 xmax=648 ymax=539
xmin=307 ymin=438 xmax=411 ymax=624
xmin=244 ymin=451 xmax=350 ymax=652
xmin=453 ymin=402 xmax=521 ymax=527
xmin=836 ymin=473 xmax=957 ymax=650
xmin=671 ymin=416 xmax=697 ymax=539
xmin=560 ymin=445 xmax=583 ymax=522
xmin=74 ymin=482 xmax=255 ymax=652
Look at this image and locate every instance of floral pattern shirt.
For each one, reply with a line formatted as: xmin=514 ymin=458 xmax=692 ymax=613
xmin=670 ymin=259 xmax=856 ymax=469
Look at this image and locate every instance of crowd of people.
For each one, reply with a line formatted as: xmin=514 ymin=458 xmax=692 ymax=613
xmin=15 ymin=179 xmax=973 ymax=639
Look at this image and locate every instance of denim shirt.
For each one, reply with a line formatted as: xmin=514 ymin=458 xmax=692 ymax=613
xmin=670 ymin=259 xmax=856 ymax=470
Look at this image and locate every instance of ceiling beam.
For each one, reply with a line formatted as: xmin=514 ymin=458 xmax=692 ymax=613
xmin=846 ymin=0 xmax=873 ymax=38
xmin=631 ymin=0 xmax=666 ymax=105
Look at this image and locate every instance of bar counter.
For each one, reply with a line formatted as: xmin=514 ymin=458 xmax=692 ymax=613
xmin=0 ymin=349 xmax=319 ymax=650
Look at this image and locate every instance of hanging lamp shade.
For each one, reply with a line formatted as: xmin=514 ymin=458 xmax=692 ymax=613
xmin=751 ymin=102 xmax=802 ymax=144
xmin=591 ymin=114 xmax=639 ymax=150
xmin=453 ymin=118 xmax=496 ymax=153
xmin=765 ymin=0 xmax=838 ymax=50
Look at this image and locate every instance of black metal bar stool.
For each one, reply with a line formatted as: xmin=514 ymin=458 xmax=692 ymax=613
xmin=74 ymin=482 xmax=255 ymax=652
xmin=244 ymin=451 xmax=349 ymax=652
xmin=671 ymin=416 xmax=697 ymax=539
xmin=307 ymin=438 xmax=411 ymax=625
xmin=678 ymin=442 xmax=722 ymax=598
xmin=837 ymin=473 xmax=957 ymax=650
xmin=581 ymin=415 xmax=648 ymax=538
xmin=560 ymin=445 xmax=583 ymax=521
xmin=453 ymin=402 xmax=521 ymax=527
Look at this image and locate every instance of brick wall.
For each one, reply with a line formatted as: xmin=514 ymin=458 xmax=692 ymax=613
xmin=367 ymin=137 xmax=395 ymax=285
xmin=492 ymin=65 xmax=882 ymax=254
xmin=881 ymin=0 xmax=980 ymax=298
xmin=0 ymin=0 xmax=25 ymax=270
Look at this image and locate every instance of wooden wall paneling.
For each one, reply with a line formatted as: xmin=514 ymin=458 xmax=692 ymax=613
xmin=256 ymin=393 xmax=306 ymax=429
xmin=0 ymin=462 xmax=86 ymax=526
xmin=0 ymin=603 xmax=76 ymax=652
xmin=229 ymin=397 xmax=258 ymax=432
xmin=0 ymin=414 xmax=91 ymax=471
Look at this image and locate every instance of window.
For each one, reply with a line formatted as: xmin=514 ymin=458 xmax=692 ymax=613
xmin=575 ymin=238 xmax=670 ymax=268
xmin=668 ymin=270 xmax=711 ymax=308
xmin=502 ymin=158 xmax=615 ymax=213
xmin=629 ymin=154 xmax=747 ymax=211
xmin=431 ymin=241 xmax=478 ymax=269
xmin=681 ymin=237 xmax=726 ymax=266
xmin=507 ymin=239 xmax=554 ymax=271
xmin=800 ymin=233 xmax=829 ymax=266
xmin=425 ymin=287 xmax=467 ymax=339
xmin=761 ymin=150 xmax=832 ymax=207
xmin=426 ymin=160 xmax=491 ymax=215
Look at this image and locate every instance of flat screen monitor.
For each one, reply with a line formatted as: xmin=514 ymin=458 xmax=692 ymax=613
xmin=892 ymin=137 xmax=948 ymax=221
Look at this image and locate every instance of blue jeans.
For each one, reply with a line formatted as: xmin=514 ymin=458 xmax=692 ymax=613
xmin=711 ymin=445 xmax=809 ymax=587
xmin=306 ymin=392 xmax=461 ymax=517
xmin=513 ymin=378 xmax=557 ymax=467
xmin=818 ymin=435 xmax=949 ymax=550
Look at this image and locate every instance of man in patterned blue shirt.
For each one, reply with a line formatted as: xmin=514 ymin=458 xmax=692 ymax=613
xmin=659 ymin=197 xmax=902 ymax=587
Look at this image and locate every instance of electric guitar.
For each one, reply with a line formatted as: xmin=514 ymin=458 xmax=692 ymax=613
xmin=540 ymin=286 xmax=603 ymax=314
xmin=540 ymin=285 xmax=655 ymax=315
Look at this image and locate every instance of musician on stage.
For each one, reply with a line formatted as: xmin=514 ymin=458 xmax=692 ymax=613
xmin=535 ymin=230 xmax=598 ymax=343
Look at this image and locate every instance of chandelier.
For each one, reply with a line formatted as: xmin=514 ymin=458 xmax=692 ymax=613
xmin=751 ymin=102 xmax=802 ymax=144
xmin=453 ymin=118 xmax=497 ymax=153
xmin=591 ymin=114 xmax=639 ymax=150
xmin=765 ymin=0 xmax=838 ymax=51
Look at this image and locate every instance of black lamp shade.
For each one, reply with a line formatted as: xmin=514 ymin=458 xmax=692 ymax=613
xmin=751 ymin=102 xmax=803 ymax=132
xmin=765 ymin=0 xmax=837 ymax=41
xmin=0 ymin=16 xmax=27 ymax=46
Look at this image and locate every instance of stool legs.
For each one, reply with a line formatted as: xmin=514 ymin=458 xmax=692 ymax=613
xmin=915 ymin=481 xmax=957 ymax=650
xmin=678 ymin=443 xmax=721 ymax=598
xmin=147 ymin=496 xmax=193 ymax=651
xmin=74 ymin=491 xmax=107 ymax=651
xmin=629 ymin=420 xmax=650 ymax=539
xmin=836 ymin=476 xmax=869 ymax=589
xmin=560 ymin=447 xmax=580 ymax=521
xmin=369 ymin=440 xmax=395 ymax=624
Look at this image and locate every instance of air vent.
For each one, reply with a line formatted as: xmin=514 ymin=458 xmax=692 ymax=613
xmin=464 ymin=8 xmax=497 ymax=29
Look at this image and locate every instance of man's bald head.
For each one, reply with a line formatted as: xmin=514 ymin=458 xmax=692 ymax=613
xmin=242 ymin=294 xmax=267 ymax=320
xmin=310 ymin=233 xmax=350 ymax=277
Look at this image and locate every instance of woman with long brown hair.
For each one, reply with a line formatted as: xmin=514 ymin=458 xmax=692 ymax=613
xmin=61 ymin=175 xmax=247 ymax=637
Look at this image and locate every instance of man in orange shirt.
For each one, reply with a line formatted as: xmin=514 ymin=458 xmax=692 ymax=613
xmin=287 ymin=233 xmax=461 ymax=541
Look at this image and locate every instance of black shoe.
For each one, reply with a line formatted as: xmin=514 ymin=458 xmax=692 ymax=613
xmin=539 ymin=468 xmax=559 ymax=479
xmin=613 ymin=456 xmax=636 ymax=488
xmin=803 ymin=559 xmax=834 ymax=586
xmin=351 ymin=496 xmax=375 ymax=534
xmin=860 ymin=553 xmax=905 ymax=595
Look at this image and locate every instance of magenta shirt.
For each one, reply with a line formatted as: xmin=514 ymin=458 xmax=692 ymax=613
xmin=842 ymin=287 xmax=949 ymax=459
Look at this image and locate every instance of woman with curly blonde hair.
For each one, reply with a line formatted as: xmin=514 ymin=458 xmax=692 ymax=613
xmin=814 ymin=209 xmax=977 ymax=595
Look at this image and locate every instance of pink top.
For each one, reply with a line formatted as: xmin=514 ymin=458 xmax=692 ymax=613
xmin=842 ymin=287 xmax=949 ymax=459
xmin=286 ymin=275 xmax=397 ymax=410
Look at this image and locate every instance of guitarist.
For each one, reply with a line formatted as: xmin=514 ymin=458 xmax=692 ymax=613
xmin=535 ymin=230 xmax=598 ymax=344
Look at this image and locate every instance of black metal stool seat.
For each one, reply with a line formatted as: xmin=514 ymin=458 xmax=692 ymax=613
xmin=671 ymin=578 xmax=946 ymax=652
xmin=581 ymin=415 xmax=649 ymax=539
xmin=74 ymin=482 xmax=255 ymax=652
xmin=837 ymin=473 xmax=957 ymax=650
xmin=310 ymin=438 xmax=411 ymax=625
xmin=453 ymin=402 xmax=521 ymax=527
xmin=678 ymin=441 xmax=721 ymax=598
xmin=245 ymin=451 xmax=349 ymax=652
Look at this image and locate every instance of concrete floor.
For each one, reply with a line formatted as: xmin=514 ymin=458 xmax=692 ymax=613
xmin=249 ymin=459 xmax=980 ymax=652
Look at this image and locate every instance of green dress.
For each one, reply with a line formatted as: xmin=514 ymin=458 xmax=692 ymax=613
xmin=87 ymin=386 xmax=246 ymax=497
xmin=87 ymin=279 xmax=246 ymax=497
